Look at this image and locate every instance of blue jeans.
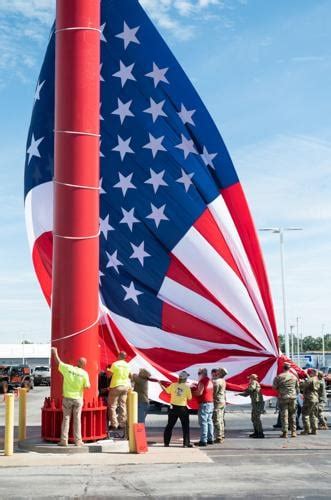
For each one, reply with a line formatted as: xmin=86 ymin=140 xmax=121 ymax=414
xmin=138 ymin=402 xmax=149 ymax=424
xmin=198 ymin=402 xmax=214 ymax=443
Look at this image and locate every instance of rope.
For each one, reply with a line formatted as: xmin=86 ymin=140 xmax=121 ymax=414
xmin=53 ymin=230 xmax=100 ymax=240
xmin=52 ymin=315 xmax=100 ymax=343
xmin=53 ymin=179 xmax=100 ymax=191
xmin=55 ymin=130 xmax=100 ymax=138
xmin=55 ymin=27 xmax=101 ymax=34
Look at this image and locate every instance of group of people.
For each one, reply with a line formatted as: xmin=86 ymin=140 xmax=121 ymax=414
xmin=273 ymin=362 xmax=328 ymax=438
xmin=51 ymin=347 xmax=328 ymax=448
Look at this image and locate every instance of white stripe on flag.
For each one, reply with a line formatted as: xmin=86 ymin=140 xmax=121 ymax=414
xmin=25 ymin=181 xmax=53 ymax=251
xmin=171 ymin=226 xmax=275 ymax=353
xmin=107 ymin=309 xmax=258 ymax=354
xmin=158 ymin=277 xmax=262 ymax=350
xmin=209 ymin=195 xmax=277 ymax=351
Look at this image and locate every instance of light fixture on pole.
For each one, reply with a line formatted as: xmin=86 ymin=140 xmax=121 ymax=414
xmin=259 ymin=227 xmax=303 ymax=357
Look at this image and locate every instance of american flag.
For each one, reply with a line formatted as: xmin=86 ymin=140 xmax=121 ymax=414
xmin=24 ymin=0 xmax=284 ymax=403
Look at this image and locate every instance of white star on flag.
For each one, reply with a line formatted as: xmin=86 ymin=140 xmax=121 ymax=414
xmin=120 ymin=207 xmax=140 ymax=231
xmin=34 ymin=80 xmax=45 ymax=103
xmin=112 ymin=135 xmax=134 ymax=161
xmin=201 ymin=146 xmax=218 ymax=169
xmin=100 ymin=103 xmax=104 ymax=121
xmin=130 ymin=241 xmax=151 ymax=266
xmin=143 ymin=133 xmax=166 ymax=158
xmin=145 ymin=62 xmax=169 ymax=87
xmin=176 ymin=168 xmax=194 ymax=192
xmin=113 ymin=60 xmax=136 ymax=87
xmin=175 ymin=134 xmax=197 ymax=159
xmin=116 ymin=21 xmax=140 ymax=50
xmin=27 ymin=134 xmax=44 ymax=164
xmin=144 ymin=168 xmax=167 ymax=193
xmin=113 ymin=172 xmax=136 ymax=196
xmin=100 ymin=139 xmax=105 ymax=158
xmin=106 ymin=250 xmax=123 ymax=273
xmin=122 ymin=281 xmax=143 ymax=304
xmin=178 ymin=103 xmax=196 ymax=126
xmin=112 ymin=98 xmax=134 ymax=124
xmin=100 ymin=214 xmax=114 ymax=239
xmin=101 ymin=22 xmax=107 ymax=42
xmin=99 ymin=270 xmax=105 ymax=285
xmin=100 ymin=63 xmax=105 ymax=82
xmin=146 ymin=203 xmax=169 ymax=228
xmin=143 ymin=98 xmax=167 ymax=123
xmin=100 ymin=178 xmax=106 ymax=195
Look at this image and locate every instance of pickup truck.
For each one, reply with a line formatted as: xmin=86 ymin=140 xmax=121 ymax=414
xmin=33 ymin=366 xmax=51 ymax=386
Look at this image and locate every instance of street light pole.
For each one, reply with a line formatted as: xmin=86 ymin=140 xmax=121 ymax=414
xmin=290 ymin=324 xmax=295 ymax=359
xmin=259 ymin=227 xmax=302 ymax=358
xmin=296 ymin=316 xmax=300 ymax=366
xmin=321 ymin=324 xmax=326 ymax=367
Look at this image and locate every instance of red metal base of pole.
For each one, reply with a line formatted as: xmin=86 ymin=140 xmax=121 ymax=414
xmin=41 ymin=397 xmax=107 ymax=442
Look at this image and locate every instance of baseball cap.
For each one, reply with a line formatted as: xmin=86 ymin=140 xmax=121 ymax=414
xmin=179 ymin=370 xmax=190 ymax=379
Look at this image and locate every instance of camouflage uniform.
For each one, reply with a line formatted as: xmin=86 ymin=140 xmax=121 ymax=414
xmin=317 ymin=374 xmax=328 ymax=429
xmin=213 ymin=378 xmax=226 ymax=441
xmin=301 ymin=376 xmax=320 ymax=434
xmin=240 ymin=380 xmax=264 ymax=437
xmin=273 ymin=371 xmax=299 ymax=435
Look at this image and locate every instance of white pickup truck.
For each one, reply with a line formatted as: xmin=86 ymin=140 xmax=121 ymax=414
xmin=33 ymin=366 xmax=51 ymax=386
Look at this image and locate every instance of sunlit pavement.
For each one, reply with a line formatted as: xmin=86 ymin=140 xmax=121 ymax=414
xmin=0 ymin=387 xmax=330 ymax=499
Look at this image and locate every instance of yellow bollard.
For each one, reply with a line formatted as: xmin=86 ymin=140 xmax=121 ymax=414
xmin=4 ymin=393 xmax=14 ymax=456
xmin=18 ymin=388 xmax=27 ymax=441
xmin=127 ymin=390 xmax=138 ymax=453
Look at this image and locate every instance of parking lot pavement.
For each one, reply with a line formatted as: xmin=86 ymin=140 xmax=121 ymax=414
xmin=0 ymin=387 xmax=330 ymax=498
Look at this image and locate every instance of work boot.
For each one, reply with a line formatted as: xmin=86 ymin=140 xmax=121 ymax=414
xmin=311 ymin=429 xmax=317 ymax=435
xmin=57 ymin=440 xmax=68 ymax=447
xmin=279 ymin=432 xmax=288 ymax=438
xmin=291 ymin=431 xmax=297 ymax=438
xmin=300 ymin=430 xmax=310 ymax=435
xmin=207 ymin=440 xmax=214 ymax=445
xmin=195 ymin=441 xmax=207 ymax=447
xmin=214 ymin=437 xmax=224 ymax=443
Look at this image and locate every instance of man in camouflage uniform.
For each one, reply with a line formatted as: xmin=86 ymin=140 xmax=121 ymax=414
xmin=238 ymin=374 xmax=264 ymax=438
xmin=300 ymin=368 xmax=320 ymax=435
xmin=273 ymin=361 xmax=299 ymax=438
xmin=212 ymin=367 xmax=227 ymax=443
xmin=317 ymin=371 xmax=328 ymax=430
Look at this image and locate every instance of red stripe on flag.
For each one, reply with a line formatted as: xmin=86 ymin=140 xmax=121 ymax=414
xmin=194 ymin=208 xmax=241 ymax=279
xmin=32 ymin=231 xmax=53 ymax=306
xmin=162 ymin=302 xmax=262 ymax=351
xmin=166 ymin=256 xmax=265 ymax=350
xmin=221 ymin=183 xmax=278 ymax=346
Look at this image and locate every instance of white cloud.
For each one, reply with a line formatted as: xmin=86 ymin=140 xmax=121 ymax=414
xmin=0 ymin=0 xmax=54 ymax=25
xmin=233 ymin=134 xmax=331 ymax=336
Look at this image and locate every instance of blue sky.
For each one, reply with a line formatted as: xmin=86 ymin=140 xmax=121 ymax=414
xmin=0 ymin=0 xmax=330 ymax=343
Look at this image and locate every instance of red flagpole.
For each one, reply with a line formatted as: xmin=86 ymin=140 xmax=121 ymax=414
xmin=42 ymin=0 xmax=107 ymax=442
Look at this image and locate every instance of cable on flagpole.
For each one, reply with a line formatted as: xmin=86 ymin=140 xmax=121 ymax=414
xmin=52 ymin=315 xmax=100 ymax=343
xmin=53 ymin=179 xmax=100 ymax=190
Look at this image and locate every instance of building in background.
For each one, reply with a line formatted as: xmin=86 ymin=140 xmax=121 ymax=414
xmin=0 ymin=344 xmax=50 ymax=367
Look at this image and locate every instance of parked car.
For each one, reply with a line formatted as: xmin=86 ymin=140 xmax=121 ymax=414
xmin=0 ymin=365 xmax=34 ymax=393
xmin=319 ymin=366 xmax=331 ymax=392
xmin=33 ymin=366 xmax=51 ymax=386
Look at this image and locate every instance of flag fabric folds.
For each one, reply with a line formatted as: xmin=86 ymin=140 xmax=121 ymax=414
xmin=24 ymin=0 xmax=287 ymax=403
